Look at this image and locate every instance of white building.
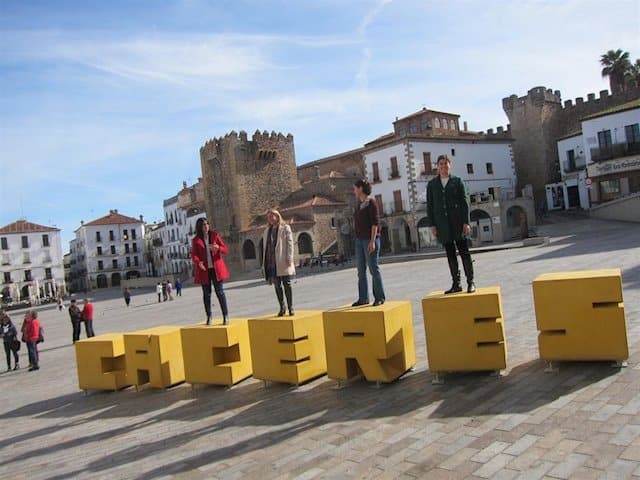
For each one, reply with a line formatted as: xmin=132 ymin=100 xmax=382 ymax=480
xmin=363 ymin=107 xmax=532 ymax=251
xmin=548 ymin=98 xmax=640 ymax=216
xmin=71 ymin=210 xmax=146 ymax=290
xmin=0 ymin=219 xmax=65 ymax=304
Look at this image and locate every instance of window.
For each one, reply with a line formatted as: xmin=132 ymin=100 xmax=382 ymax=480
xmin=96 ymin=231 xmax=101 ymax=242
xmin=132 ymin=242 xmax=138 ymax=253
xmin=443 ymin=118 xmax=449 ymax=129
xmin=566 ymin=150 xmax=576 ymax=171
xmin=434 ymin=118 xmax=441 ymax=129
xmin=126 ymin=256 xmax=131 ymax=267
xmin=97 ymin=246 xmax=103 ymax=256
xmin=3 ymin=272 xmax=11 ymax=284
xmin=390 ymin=156 xmax=400 ymax=178
xmin=112 ymin=259 xmax=118 ymax=269
xmin=21 ymin=236 xmax=29 ymax=249
xmin=0 ymin=238 xmax=7 ymax=250
xmin=451 ymin=120 xmax=457 ymax=131
xmin=625 ymin=124 xmax=640 ymax=144
xmin=398 ymin=126 xmax=406 ymax=136
xmin=98 ymin=260 xmax=104 ymax=270
xmin=488 ymin=187 xmax=495 ymax=199
xmin=109 ymin=230 xmax=115 ymax=241
xmin=597 ymin=130 xmax=612 ymax=149
xmin=486 ymin=162 xmax=494 ymax=174
xmin=110 ymin=245 xmax=116 ymax=255
xmin=410 ymin=121 xmax=418 ymax=134
xmin=420 ymin=119 xmax=429 ymax=131
xmin=372 ymin=162 xmax=381 ymax=183
xmin=134 ymin=256 xmax=139 ymax=266
xmin=330 ymin=217 xmax=336 ymax=229
xmin=24 ymin=270 xmax=32 ymax=281
xmin=375 ymin=194 xmax=383 ymax=214
xmin=123 ymin=229 xmax=129 ymax=241
xmin=451 ymin=148 xmax=455 ymax=156
xmin=423 ymin=152 xmax=432 ymax=175
xmin=23 ymin=253 xmax=30 ymax=264
xmin=131 ymin=229 xmax=137 ymax=240
xmin=42 ymin=234 xmax=49 ymax=247
xmin=125 ymin=243 xmax=130 ymax=254
xmin=45 ymin=268 xmax=52 ymax=280
xmin=393 ymin=190 xmax=403 ymax=212
xmin=467 ymin=163 xmax=474 ymax=174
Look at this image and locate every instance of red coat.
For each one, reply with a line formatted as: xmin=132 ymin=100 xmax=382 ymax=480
xmin=23 ymin=319 xmax=40 ymax=342
xmin=82 ymin=303 xmax=94 ymax=321
xmin=192 ymin=231 xmax=230 ymax=284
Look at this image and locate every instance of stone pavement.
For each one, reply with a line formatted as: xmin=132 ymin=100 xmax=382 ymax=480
xmin=1 ymin=217 xmax=639 ymax=480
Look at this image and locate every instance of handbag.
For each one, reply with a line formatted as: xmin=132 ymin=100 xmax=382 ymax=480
xmin=37 ymin=327 xmax=44 ymax=344
xmin=11 ymin=339 xmax=21 ymax=352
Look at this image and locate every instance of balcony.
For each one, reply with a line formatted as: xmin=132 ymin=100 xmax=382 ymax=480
xmin=562 ymin=158 xmax=586 ymax=174
xmin=591 ymin=142 xmax=640 ymax=162
xmin=382 ymin=202 xmax=405 ymax=216
xmin=388 ymin=168 xmax=401 ymax=180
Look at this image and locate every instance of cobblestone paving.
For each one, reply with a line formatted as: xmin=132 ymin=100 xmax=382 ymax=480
xmin=1 ymin=217 xmax=639 ymax=479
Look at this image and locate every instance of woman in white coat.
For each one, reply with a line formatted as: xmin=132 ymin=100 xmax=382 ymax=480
xmin=262 ymin=209 xmax=296 ymax=316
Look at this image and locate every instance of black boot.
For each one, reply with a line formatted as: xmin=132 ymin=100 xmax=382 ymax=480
xmin=461 ymin=254 xmax=475 ymax=293
xmin=283 ymin=280 xmax=294 ymax=316
xmin=445 ymin=271 xmax=462 ymax=294
xmin=206 ymin=314 xmax=211 ymax=325
xmin=275 ymin=285 xmax=286 ymax=316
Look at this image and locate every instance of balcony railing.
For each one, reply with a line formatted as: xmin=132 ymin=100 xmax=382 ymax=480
xmin=382 ymin=202 xmax=405 ymax=216
xmin=562 ymin=159 xmax=586 ymax=174
xmin=388 ymin=168 xmax=401 ymax=179
xmin=591 ymin=141 xmax=640 ymax=162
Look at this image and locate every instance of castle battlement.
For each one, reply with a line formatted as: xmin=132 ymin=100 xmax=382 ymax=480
xmin=502 ymin=86 xmax=562 ymax=112
xmin=478 ymin=124 xmax=512 ymax=138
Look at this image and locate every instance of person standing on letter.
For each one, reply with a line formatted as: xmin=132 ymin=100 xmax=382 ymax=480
xmin=426 ymin=154 xmax=475 ymax=294
xmin=352 ymin=179 xmax=385 ymax=306
xmin=262 ymin=209 xmax=295 ymax=316
xmin=191 ymin=218 xmax=230 ymax=325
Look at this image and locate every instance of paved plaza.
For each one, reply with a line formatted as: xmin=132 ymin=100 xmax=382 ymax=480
xmin=1 ymin=217 xmax=639 ymax=480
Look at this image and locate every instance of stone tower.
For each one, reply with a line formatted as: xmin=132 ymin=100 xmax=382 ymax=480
xmin=502 ymin=86 xmax=564 ymax=207
xmin=200 ymin=130 xmax=300 ymax=270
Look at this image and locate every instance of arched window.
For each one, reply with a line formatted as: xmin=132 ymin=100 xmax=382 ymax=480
xmin=297 ymin=233 xmax=313 ymax=255
xmin=443 ymin=118 xmax=449 ymax=129
xmin=242 ymin=239 xmax=256 ymax=259
xmin=434 ymin=118 xmax=441 ymax=129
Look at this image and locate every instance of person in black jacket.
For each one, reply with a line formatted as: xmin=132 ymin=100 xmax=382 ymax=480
xmin=426 ymin=155 xmax=475 ymax=294
xmin=68 ymin=299 xmax=83 ymax=343
xmin=1 ymin=311 xmax=20 ymax=371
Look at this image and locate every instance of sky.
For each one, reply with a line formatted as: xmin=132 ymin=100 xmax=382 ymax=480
xmin=1 ymin=0 xmax=638 ymax=247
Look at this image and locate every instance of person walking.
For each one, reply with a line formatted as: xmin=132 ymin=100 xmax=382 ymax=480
xmin=352 ymin=179 xmax=386 ymax=307
xmin=156 ymin=282 xmax=162 ymax=303
xmin=426 ymin=154 xmax=475 ymax=294
xmin=22 ymin=310 xmax=40 ymax=371
xmin=262 ymin=209 xmax=296 ymax=316
xmin=175 ymin=279 xmax=182 ymax=297
xmin=81 ymin=298 xmax=95 ymax=337
xmin=191 ymin=218 xmax=230 ymax=325
xmin=123 ymin=288 xmax=131 ymax=307
xmin=162 ymin=280 xmax=168 ymax=302
xmin=68 ymin=299 xmax=83 ymax=343
xmin=1 ymin=311 xmax=20 ymax=371
xmin=167 ymin=281 xmax=173 ymax=301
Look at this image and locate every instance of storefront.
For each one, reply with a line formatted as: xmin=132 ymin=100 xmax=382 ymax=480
xmin=587 ymin=155 xmax=640 ymax=204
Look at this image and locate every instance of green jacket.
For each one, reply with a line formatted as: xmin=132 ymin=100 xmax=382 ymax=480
xmin=426 ymin=175 xmax=471 ymax=244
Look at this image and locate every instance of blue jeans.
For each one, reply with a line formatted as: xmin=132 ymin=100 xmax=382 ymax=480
xmin=355 ymin=237 xmax=385 ymax=303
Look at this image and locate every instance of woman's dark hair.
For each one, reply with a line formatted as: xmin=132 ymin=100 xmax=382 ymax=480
xmin=195 ymin=218 xmax=208 ymax=239
xmin=437 ymin=154 xmax=451 ymax=164
xmin=354 ymin=178 xmax=372 ymax=196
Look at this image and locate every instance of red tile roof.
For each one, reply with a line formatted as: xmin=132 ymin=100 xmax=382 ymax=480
xmin=280 ymin=195 xmax=346 ymax=211
xmin=83 ymin=211 xmax=142 ymax=227
xmin=0 ymin=220 xmax=59 ymax=234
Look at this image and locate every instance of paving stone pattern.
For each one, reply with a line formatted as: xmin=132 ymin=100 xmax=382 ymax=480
xmin=1 ymin=217 xmax=639 ymax=479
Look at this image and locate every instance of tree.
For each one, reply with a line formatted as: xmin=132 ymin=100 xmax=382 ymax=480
xmin=600 ymin=49 xmax=631 ymax=94
xmin=626 ymin=59 xmax=640 ymax=88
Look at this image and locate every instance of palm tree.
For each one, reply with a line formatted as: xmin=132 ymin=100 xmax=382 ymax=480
xmin=600 ymin=49 xmax=631 ymax=93
xmin=626 ymin=59 xmax=640 ymax=88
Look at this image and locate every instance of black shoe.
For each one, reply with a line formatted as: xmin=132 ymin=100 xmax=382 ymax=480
xmin=277 ymin=307 xmax=286 ymax=317
xmin=444 ymin=284 xmax=463 ymax=294
xmin=206 ymin=315 xmax=212 ymax=325
xmin=289 ymin=308 xmax=295 ymax=316
xmin=467 ymin=282 xmax=476 ymax=293
xmin=13 ymin=364 xmax=19 ymax=371
xmin=351 ymin=301 xmax=369 ymax=307
xmin=372 ymin=300 xmax=385 ymax=306
xmin=222 ymin=315 xmax=229 ymax=326
xmin=28 ymin=366 xmax=39 ymax=371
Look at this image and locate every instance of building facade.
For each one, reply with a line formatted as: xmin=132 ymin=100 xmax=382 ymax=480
xmin=71 ymin=210 xmax=146 ymax=291
xmin=0 ymin=220 xmax=65 ymax=304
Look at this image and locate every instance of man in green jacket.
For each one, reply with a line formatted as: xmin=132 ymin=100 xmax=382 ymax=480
xmin=426 ymin=155 xmax=476 ymax=294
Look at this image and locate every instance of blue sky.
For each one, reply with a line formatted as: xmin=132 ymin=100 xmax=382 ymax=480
xmin=1 ymin=0 xmax=638 ymax=247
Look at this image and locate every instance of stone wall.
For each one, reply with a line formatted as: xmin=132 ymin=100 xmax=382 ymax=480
xmin=297 ymin=148 xmax=364 ymax=184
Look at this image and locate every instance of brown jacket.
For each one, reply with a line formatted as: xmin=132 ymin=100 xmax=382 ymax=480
xmin=262 ymin=224 xmax=296 ymax=278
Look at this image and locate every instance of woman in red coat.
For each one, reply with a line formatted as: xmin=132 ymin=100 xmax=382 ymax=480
xmin=22 ymin=310 xmax=41 ymax=371
xmin=192 ymin=218 xmax=230 ymax=325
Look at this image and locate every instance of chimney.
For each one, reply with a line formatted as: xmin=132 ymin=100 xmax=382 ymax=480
xmin=182 ymin=181 xmax=187 ymax=189
xmin=80 ymin=220 xmax=84 ymax=225
xmin=463 ymin=121 xmax=468 ymax=132
xmin=139 ymin=214 xmax=144 ymax=222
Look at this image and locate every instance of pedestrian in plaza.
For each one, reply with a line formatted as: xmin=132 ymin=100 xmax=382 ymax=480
xmin=123 ymin=287 xmax=131 ymax=307
xmin=192 ymin=218 xmax=230 ymax=325
xmin=156 ymin=282 xmax=162 ymax=303
xmin=262 ymin=209 xmax=296 ymax=317
xmin=351 ymin=178 xmax=386 ymax=307
xmin=426 ymin=154 xmax=475 ymax=294
xmin=162 ymin=280 xmax=168 ymax=302
xmin=81 ymin=298 xmax=95 ymax=338
xmin=167 ymin=281 xmax=173 ymax=301
xmin=1 ymin=311 xmax=20 ymax=371
xmin=68 ymin=298 xmax=83 ymax=343
xmin=57 ymin=297 xmax=64 ymax=311
xmin=175 ymin=278 xmax=182 ymax=297
xmin=22 ymin=310 xmax=40 ymax=371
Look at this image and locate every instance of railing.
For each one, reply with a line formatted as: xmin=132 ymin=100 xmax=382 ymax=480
xmin=591 ymin=142 xmax=640 ymax=162
xmin=388 ymin=168 xmax=401 ymax=179
xmin=420 ymin=167 xmax=435 ymax=177
xmin=383 ymin=202 xmax=405 ymax=216
xmin=562 ymin=159 xmax=586 ymax=173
